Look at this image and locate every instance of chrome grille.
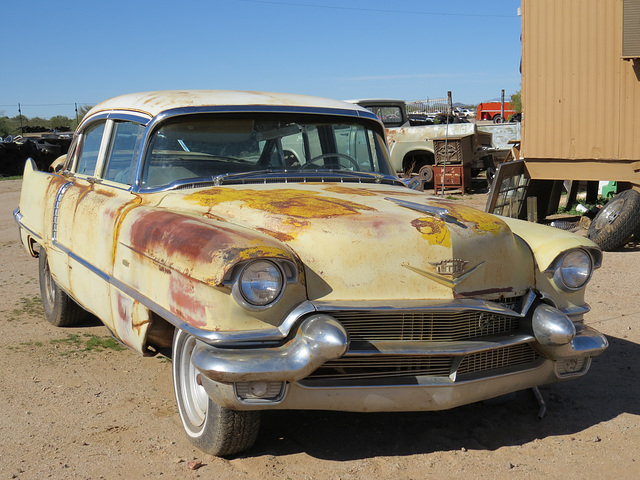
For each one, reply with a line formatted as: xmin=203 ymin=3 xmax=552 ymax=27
xmin=311 ymin=356 xmax=453 ymax=380
xmin=457 ymin=344 xmax=539 ymax=375
xmin=329 ymin=310 xmax=521 ymax=342
xmin=307 ymin=344 xmax=539 ymax=382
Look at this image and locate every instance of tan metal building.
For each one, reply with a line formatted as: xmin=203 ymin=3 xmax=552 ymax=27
xmin=520 ymin=0 xmax=640 ymax=186
xmin=489 ymin=0 xmax=640 ymax=250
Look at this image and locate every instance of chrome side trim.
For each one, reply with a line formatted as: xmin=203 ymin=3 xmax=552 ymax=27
xmin=14 ymin=208 xmax=42 ymax=243
xmin=52 ymin=182 xmax=73 ymax=241
xmin=12 ymin=208 xmax=22 ymax=224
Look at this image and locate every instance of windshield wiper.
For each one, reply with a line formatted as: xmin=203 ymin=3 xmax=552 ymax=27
xmin=212 ymin=170 xmax=275 ymax=185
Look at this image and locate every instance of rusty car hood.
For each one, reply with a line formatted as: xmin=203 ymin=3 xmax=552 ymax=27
xmin=152 ymin=183 xmax=535 ymax=302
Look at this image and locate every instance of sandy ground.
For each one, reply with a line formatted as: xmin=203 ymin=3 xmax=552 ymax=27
xmin=1 ymin=179 xmax=639 ymax=479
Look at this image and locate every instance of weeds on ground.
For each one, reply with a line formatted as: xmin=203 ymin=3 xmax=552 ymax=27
xmin=10 ymin=333 xmax=125 ymax=355
xmin=51 ymin=333 xmax=125 ymax=355
xmin=11 ymin=295 xmax=43 ymax=318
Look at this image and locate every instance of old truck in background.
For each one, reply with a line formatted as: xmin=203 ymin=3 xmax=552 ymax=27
xmin=349 ymin=99 xmax=520 ymax=189
xmin=487 ymin=0 xmax=640 ymax=251
xmin=476 ymin=101 xmax=516 ymax=123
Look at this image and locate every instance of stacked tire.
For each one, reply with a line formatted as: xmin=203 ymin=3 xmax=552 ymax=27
xmin=587 ymin=189 xmax=640 ymax=251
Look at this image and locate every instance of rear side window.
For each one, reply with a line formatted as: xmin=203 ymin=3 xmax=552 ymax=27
xmin=75 ymin=122 xmax=106 ymax=176
xmin=103 ymin=122 xmax=144 ymax=184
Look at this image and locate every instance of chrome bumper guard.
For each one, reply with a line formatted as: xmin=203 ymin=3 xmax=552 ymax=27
xmin=192 ymin=314 xmax=348 ymax=383
xmin=536 ymin=323 xmax=608 ymax=360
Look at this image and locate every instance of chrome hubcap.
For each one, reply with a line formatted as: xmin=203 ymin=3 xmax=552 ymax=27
xmin=43 ymin=261 xmax=56 ymax=306
xmin=593 ymin=197 xmax=624 ymax=230
xmin=179 ymin=336 xmax=208 ymax=427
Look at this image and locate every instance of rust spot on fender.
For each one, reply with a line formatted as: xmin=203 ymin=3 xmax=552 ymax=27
xmin=116 ymin=291 xmax=130 ymax=324
xmin=169 ymin=275 xmax=207 ymax=328
xmin=411 ymin=217 xmax=451 ymax=247
xmin=257 ymin=228 xmax=295 ymax=242
xmin=130 ymin=210 xmax=236 ymax=264
xmin=128 ymin=210 xmax=292 ymax=284
xmin=183 ymin=187 xmax=376 ymax=218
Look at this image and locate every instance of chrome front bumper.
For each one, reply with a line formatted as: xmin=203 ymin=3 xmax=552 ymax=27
xmin=192 ymin=314 xmax=349 ymax=383
xmin=190 ymin=301 xmax=608 ymax=411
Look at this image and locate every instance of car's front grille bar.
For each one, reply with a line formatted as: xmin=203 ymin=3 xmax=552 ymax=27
xmin=307 ymin=344 xmax=539 ymax=381
xmin=332 ymin=310 xmax=521 ymax=342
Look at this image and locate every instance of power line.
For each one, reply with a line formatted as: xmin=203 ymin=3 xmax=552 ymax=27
xmin=235 ymin=0 xmax=514 ymax=18
xmin=0 ymin=103 xmax=93 ymax=107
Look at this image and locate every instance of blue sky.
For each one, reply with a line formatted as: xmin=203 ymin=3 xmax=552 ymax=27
xmin=1 ymin=0 xmax=522 ymax=119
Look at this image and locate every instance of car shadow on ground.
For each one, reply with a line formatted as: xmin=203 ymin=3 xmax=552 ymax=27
xmin=251 ymin=335 xmax=638 ymax=460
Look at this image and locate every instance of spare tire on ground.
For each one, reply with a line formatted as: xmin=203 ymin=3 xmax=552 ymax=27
xmin=587 ymin=189 xmax=640 ymax=251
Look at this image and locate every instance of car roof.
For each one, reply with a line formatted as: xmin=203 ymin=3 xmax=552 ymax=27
xmin=345 ymin=99 xmax=406 ymax=106
xmin=87 ymin=90 xmax=374 ymax=119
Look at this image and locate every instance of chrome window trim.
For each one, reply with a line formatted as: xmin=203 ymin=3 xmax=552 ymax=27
xmin=130 ymin=105 xmax=385 ymax=194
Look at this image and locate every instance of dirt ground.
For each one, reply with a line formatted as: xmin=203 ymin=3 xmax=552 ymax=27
xmin=1 ymin=178 xmax=638 ymax=480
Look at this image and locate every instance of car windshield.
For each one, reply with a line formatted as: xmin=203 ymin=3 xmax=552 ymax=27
xmin=141 ymin=113 xmax=392 ymax=188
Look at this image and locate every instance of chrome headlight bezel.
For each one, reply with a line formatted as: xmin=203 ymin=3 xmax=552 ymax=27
xmin=239 ymin=259 xmax=284 ymax=306
xmin=550 ymin=248 xmax=594 ymax=292
xmin=229 ymin=259 xmax=298 ymax=311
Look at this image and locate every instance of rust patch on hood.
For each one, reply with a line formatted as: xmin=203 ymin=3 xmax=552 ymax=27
xmin=411 ymin=217 xmax=451 ymax=247
xmin=323 ymin=186 xmax=378 ymax=196
xmin=438 ymin=203 xmax=508 ymax=236
xmin=183 ymin=187 xmax=376 ymax=218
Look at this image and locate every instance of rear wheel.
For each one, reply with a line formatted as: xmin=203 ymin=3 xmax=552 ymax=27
xmin=38 ymin=248 xmax=89 ymax=327
xmin=587 ymin=189 xmax=640 ymax=250
xmin=172 ymin=328 xmax=261 ymax=456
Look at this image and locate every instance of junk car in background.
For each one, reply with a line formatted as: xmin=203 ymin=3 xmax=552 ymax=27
xmin=14 ymin=90 xmax=607 ymax=456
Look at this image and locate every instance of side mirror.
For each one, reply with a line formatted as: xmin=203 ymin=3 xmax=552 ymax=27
xmin=50 ymin=154 xmax=67 ymax=173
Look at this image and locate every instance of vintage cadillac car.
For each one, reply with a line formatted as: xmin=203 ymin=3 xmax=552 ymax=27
xmin=14 ymin=90 xmax=608 ymax=456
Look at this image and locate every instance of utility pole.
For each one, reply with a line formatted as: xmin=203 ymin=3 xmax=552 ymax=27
xmin=18 ymin=103 xmax=24 ymax=135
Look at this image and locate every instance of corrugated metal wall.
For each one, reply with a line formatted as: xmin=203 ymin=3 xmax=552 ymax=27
xmin=521 ymin=0 xmax=640 ymax=162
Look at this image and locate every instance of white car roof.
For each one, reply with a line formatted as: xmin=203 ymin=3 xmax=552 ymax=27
xmin=87 ymin=90 xmax=371 ymax=119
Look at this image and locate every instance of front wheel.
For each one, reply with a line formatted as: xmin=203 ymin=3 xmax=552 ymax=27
xmin=172 ymin=328 xmax=261 ymax=456
xmin=38 ymin=247 xmax=89 ymax=327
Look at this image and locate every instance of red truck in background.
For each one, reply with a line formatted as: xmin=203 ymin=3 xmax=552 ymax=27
xmin=476 ymin=101 xmax=516 ymax=123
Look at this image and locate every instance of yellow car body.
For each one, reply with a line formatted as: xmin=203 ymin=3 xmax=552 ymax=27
xmin=14 ymin=90 xmax=607 ymax=456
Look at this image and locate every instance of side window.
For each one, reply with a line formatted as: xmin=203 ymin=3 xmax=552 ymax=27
xmin=75 ymin=122 xmax=106 ymax=176
xmin=103 ymin=122 xmax=144 ymax=184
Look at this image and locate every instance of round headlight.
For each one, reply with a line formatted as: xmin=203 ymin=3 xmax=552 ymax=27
xmin=239 ymin=260 xmax=283 ymax=306
xmin=559 ymin=249 xmax=592 ymax=290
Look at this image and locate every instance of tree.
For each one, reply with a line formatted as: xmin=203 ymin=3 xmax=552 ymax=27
xmin=511 ymin=91 xmax=522 ymax=113
xmin=76 ymin=104 xmax=94 ymax=122
xmin=0 ymin=116 xmax=10 ymax=137
xmin=50 ymin=115 xmax=72 ymax=129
